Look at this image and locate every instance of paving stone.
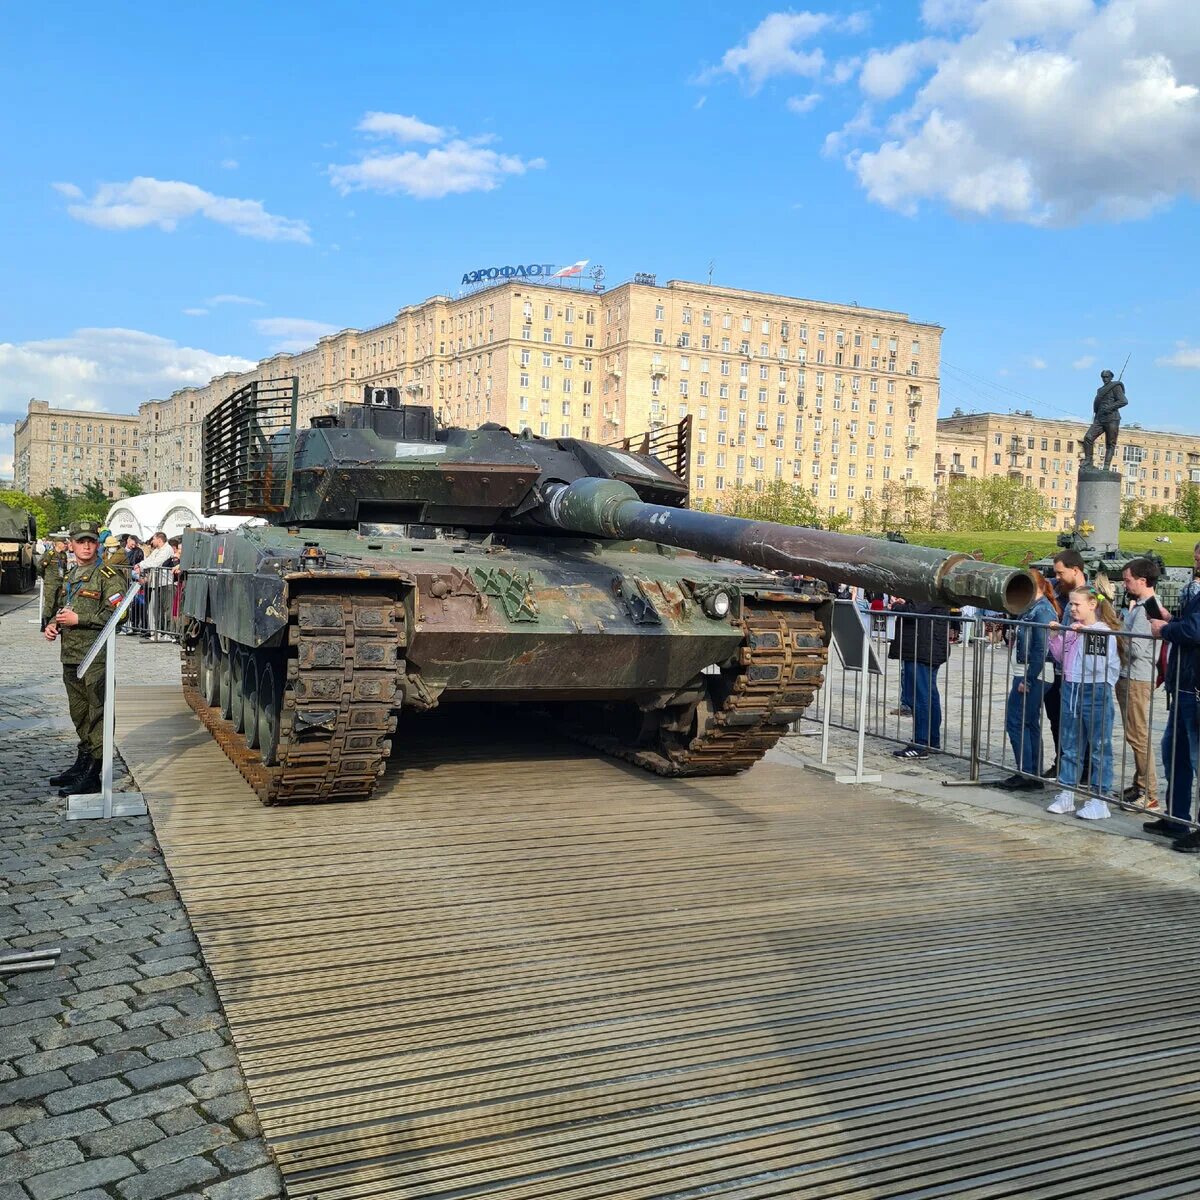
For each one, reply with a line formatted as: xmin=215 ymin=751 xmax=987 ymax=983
xmin=200 ymin=1044 xmax=238 ymax=1070
xmin=0 ymin=998 xmax=62 ymax=1026
xmin=1 ymin=1139 xmax=84 ymax=1184
xmin=145 ymin=1030 xmax=223 ymax=1061
xmin=120 ymin=1004 xmax=180 ymax=1029
xmin=160 ymin=1011 xmax=223 ymax=1038
xmin=95 ymin=1024 xmax=168 ymax=1054
xmin=37 ymin=1017 xmax=123 ymax=1049
xmin=138 ymin=954 xmax=202 ymax=977
xmin=24 ymin=1154 xmax=136 ymax=1200
xmin=105 ymin=1083 xmax=196 ymax=1124
xmin=79 ymin=1117 xmax=163 ymax=1158
xmin=156 ymin=1105 xmax=206 ymax=1135
xmin=0 ymin=1130 xmax=19 ymax=1156
xmin=0 ymin=1103 xmax=41 ymax=1131
xmin=133 ymin=970 xmax=201 ymax=996
xmin=213 ymin=1138 xmax=272 ymax=1173
xmin=134 ymin=1121 xmax=236 ymax=1169
xmin=14 ymin=1106 xmax=110 ymax=1147
xmin=203 ymin=1165 xmax=284 ymax=1200
xmin=43 ymin=1075 xmax=132 ymax=1114
xmin=65 ymin=1048 xmax=151 ymax=1084
xmin=187 ymin=1066 xmax=241 ymax=1101
xmin=232 ymin=1110 xmax=262 ymax=1138
xmin=199 ymin=1092 xmax=249 ymax=1123
xmin=115 ymin=1154 xmax=220 ymax=1200
xmin=13 ymin=1043 xmax=96 ymax=1075
xmin=125 ymin=1055 xmax=206 ymax=1090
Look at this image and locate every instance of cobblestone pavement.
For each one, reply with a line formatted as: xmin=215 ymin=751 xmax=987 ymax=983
xmin=1 ymin=592 xmax=286 ymax=1200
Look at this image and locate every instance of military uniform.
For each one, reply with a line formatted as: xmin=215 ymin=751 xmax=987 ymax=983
xmin=46 ymin=521 xmax=127 ymax=791
xmin=38 ymin=531 xmax=71 ymax=630
xmin=1081 ymin=374 xmax=1129 ymax=470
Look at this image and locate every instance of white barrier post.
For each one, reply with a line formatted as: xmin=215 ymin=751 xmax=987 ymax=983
xmin=836 ymin=602 xmax=882 ymax=785
xmin=28 ymin=577 xmax=43 ymax=623
xmin=66 ymin=581 xmax=147 ymax=821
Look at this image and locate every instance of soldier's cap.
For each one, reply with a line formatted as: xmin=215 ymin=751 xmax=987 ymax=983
xmin=50 ymin=529 xmax=71 ymax=541
xmin=69 ymin=520 xmax=101 ymax=541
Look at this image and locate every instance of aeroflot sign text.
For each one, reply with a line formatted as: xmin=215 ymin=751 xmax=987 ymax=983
xmin=461 ymin=263 xmax=557 ymax=285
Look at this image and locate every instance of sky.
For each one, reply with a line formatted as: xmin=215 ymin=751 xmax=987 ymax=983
xmin=2 ymin=0 xmax=1199 ymax=479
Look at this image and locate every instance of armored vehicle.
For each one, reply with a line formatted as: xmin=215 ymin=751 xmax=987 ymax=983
xmin=0 ymin=502 xmax=36 ymax=593
xmin=180 ymin=379 xmax=1034 ymax=805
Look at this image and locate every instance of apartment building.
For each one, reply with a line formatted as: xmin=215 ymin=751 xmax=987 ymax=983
xmin=139 ymin=275 xmax=942 ymax=523
xmin=935 ymin=411 xmax=1200 ymax=528
xmin=13 ymin=400 xmax=141 ymax=498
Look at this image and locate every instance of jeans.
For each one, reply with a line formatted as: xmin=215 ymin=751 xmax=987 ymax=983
xmin=1005 ymin=676 xmax=1045 ymax=775
xmin=912 ymin=662 xmax=942 ymax=749
xmin=1058 ymin=682 xmax=1113 ymax=795
xmin=900 ymin=661 xmax=914 ymax=711
xmin=1161 ymin=690 xmax=1200 ymax=825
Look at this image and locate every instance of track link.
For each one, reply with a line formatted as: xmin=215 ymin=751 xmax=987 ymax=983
xmin=182 ymin=592 xmax=402 ymax=805
xmin=573 ymin=597 xmax=829 ymax=776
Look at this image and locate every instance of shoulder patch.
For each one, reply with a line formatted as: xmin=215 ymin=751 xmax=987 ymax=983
xmin=100 ymin=566 xmax=117 ymax=578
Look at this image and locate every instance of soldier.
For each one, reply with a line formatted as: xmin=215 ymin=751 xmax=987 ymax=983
xmin=102 ymin=534 xmax=129 ymax=569
xmin=1081 ymin=369 xmax=1129 ymax=471
xmin=38 ymin=529 xmax=71 ymax=631
xmin=43 ymin=520 xmax=127 ymax=795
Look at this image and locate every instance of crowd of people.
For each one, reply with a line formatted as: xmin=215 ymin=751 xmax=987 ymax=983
xmin=854 ymin=544 xmax=1200 ymax=853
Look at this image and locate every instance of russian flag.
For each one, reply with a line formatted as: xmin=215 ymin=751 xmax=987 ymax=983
xmin=109 ymin=592 xmax=124 ymax=607
xmin=553 ymin=259 xmax=588 ymax=278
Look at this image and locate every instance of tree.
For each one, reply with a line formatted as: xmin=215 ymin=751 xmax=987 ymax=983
xmin=0 ymin=488 xmax=51 ymax=536
xmin=1175 ymin=481 xmax=1200 ymax=529
xmin=117 ymin=472 xmax=144 ymax=497
xmin=703 ymin=480 xmax=824 ymax=528
xmin=1135 ymin=509 xmax=1186 ymax=533
xmin=856 ymin=480 xmax=938 ymax=534
xmin=39 ymin=487 xmax=70 ymax=532
xmin=81 ymin=478 xmax=109 ymax=507
xmin=1120 ymin=497 xmax=1142 ymax=530
xmin=937 ymin=475 xmax=1050 ymax=532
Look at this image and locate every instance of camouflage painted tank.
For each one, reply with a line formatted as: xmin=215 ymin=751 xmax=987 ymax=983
xmin=0 ymin=502 xmax=36 ymax=593
xmin=180 ymin=379 xmax=1034 ymax=805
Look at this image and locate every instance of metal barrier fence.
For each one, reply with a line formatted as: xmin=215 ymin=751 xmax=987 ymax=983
xmin=802 ymin=599 xmax=1200 ymax=831
xmin=122 ymin=565 xmax=184 ymax=642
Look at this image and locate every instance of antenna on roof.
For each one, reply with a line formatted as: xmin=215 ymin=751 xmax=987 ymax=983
xmin=707 ymin=260 xmax=714 ymax=285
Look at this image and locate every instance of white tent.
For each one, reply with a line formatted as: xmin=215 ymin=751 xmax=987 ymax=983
xmin=105 ymin=491 xmax=258 ymax=541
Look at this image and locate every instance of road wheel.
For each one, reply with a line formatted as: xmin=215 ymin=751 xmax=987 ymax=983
xmin=201 ymin=627 xmax=221 ymax=707
xmin=256 ymin=657 xmax=283 ymax=766
xmin=230 ymin=648 xmax=246 ymax=733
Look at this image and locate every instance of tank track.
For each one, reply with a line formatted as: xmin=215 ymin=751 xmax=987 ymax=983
xmin=182 ymin=592 xmax=401 ymax=805
xmin=571 ymin=598 xmax=829 ymax=776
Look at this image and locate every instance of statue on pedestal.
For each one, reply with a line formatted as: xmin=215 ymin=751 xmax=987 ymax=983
xmin=1080 ymin=368 xmax=1128 ymax=471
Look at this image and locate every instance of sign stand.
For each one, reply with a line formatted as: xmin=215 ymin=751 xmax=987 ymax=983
xmin=66 ymin=582 xmax=147 ymax=821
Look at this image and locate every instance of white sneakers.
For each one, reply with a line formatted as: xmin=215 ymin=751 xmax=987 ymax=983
xmin=1046 ymin=792 xmax=1112 ymax=820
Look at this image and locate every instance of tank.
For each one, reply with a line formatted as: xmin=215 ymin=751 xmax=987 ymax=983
xmin=180 ymin=378 xmax=1035 ymax=805
xmin=0 ymin=502 xmax=37 ymax=593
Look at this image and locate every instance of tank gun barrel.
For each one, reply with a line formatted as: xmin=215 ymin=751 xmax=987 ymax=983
xmin=540 ymin=479 xmax=1036 ymax=614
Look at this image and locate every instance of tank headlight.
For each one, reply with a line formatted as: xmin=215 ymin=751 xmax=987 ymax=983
xmin=703 ymin=590 xmax=731 ymax=619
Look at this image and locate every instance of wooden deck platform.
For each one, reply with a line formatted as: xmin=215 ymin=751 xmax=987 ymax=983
xmin=116 ymin=685 xmax=1200 ymax=1199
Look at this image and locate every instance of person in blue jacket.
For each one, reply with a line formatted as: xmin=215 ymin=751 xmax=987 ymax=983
xmin=996 ymin=572 xmax=1060 ymax=791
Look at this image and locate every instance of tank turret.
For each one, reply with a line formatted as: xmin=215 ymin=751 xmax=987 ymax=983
xmin=181 ymin=377 xmax=1035 ymax=806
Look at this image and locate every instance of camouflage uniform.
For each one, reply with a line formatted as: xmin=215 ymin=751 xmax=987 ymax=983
xmin=38 ymin=535 xmax=70 ymax=630
xmin=49 ymin=526 xmax=127 ymax=761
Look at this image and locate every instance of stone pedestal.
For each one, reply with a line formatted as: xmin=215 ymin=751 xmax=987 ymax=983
xmin=1075 ymin=463 xmax=1121 ymax=554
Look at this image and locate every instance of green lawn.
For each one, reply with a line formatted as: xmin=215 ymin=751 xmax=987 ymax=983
xmin=906 ymin=530 xmax=1200 ymax=567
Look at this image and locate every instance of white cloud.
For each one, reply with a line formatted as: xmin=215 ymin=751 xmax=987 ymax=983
xmin=0 ymin=424 xmax=14 ymax=479
xmin=61 ymin=176 xmax=311 ymax=242
xmin=787 ymin=92 xmax=823 ymax=114
xmin=253 ymin=317 xmax=339 ymax=353
xmin=830 ymin=56 xmax=862 ymax=84
xmin=703 ymin=12 xmax=832 ymax=91
xmin=1029 ymin=356 xmax=1047 ymax=369
xmin=357 ymin=111 xmax=449 ymax=144
xmin=836 ymin=0 xmax=1200 ymax=224
xmin=182 ymin=307 xmax=209 ymax=317
xmin=859 ymin=39 xmax=946 ymax=100
xmin=330 ymin=139 xmax=545 ymax=199
xmin=1157 ymin=343 xmax=1200 ymax=368
xmin=0 ymin=328 xmax=256 ymax=472
xmin=206 ymin=293 xmax=265 ymax=307
xmin=51 ymin=182 xmax=83 ymax=199
xmin=1072 ymin=354 xmax=1096 ymax=369
xmin=220 ymin=158 xmax=239 ymax=170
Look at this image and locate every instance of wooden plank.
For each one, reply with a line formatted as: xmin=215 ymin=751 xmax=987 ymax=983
xmin=117 ymin=685 xmax=1200 ymax=1199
